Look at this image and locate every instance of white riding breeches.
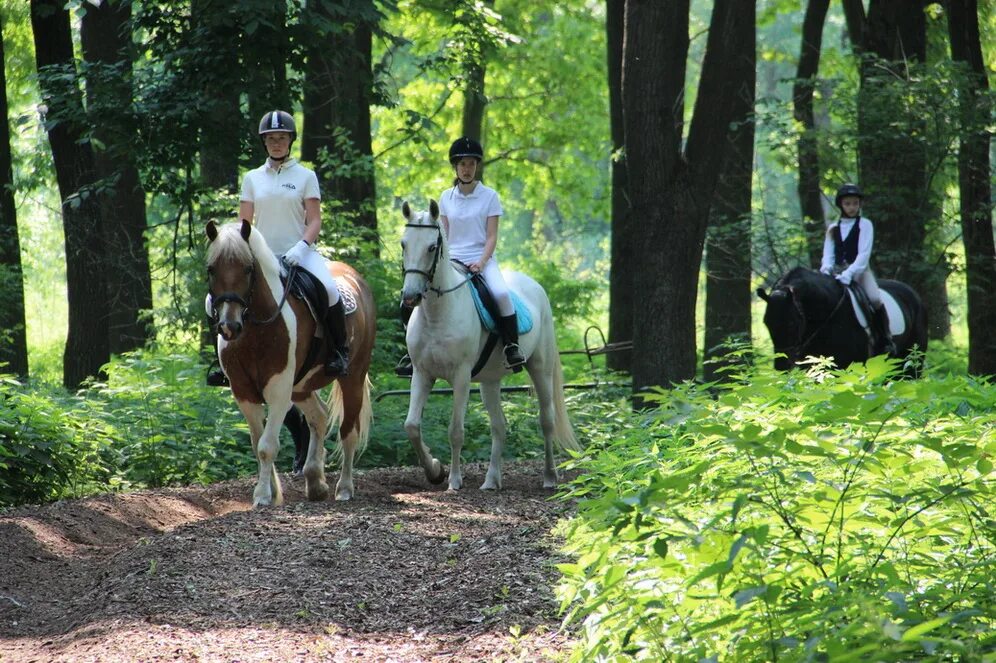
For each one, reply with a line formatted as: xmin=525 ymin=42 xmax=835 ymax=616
xmin=290 ymin=244 xmax=340 ymax=307
xmin=479 ymin=259 xmax=514 ymax=317
xmin=855 ymin=269 xmax=882 ymax=309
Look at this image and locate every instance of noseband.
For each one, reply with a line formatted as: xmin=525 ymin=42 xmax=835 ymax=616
xmin=402 ymin=223 xmax=472 ymax=297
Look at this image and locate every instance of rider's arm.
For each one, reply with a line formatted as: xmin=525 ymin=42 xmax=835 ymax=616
xmin=820 ymin=226 xmax=836 ymax=274
xmin=302 ymin=198 xmax=321 ymax=246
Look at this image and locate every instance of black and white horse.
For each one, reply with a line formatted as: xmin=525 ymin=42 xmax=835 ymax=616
xmin=757 ymin=267 xmax=927 ymax=377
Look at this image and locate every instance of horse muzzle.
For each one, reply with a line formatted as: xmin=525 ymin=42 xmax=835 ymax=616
xmin=217 ymin=319 xmax=244 ymax=340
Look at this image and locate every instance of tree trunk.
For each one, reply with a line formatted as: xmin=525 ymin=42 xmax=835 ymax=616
xmin=0 ymin=27 xmax=28 ymax=378
xmin=31 ymin=0 xmax=110 ymax=389
xmin=625 ymin=0 xmax=754 ymax=403
xmin=843 ymin=0 xmax=948 ymax=336
xmin=704 ymin=5 xmax=756 ymax=383
xmin=948 ymin=0 xmax=996 ymax=375
xmin=302 ymin=1 xmax=378 ymax=245
xmin=243 ymin=0 xmax=289 ymax=167
xmin=81 ymin=0 xmax=153 ymax=355
xmin=793 ymin=0 xmax=830 ymax=266
xmin=606 ymin=0 xmax=632 ymax=372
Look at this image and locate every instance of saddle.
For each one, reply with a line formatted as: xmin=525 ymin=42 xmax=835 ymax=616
xmin=843 ymin=284 xmax=905 ymax=345
xmin=467 ymin=273 xmax=533 ymax=334
xmin=281 ymin=265 xmax=357 ymax=383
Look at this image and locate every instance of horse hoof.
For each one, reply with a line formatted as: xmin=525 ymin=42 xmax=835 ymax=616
xmin=335 ymin=488 xmax=353 ymax=501
xmin=307 ymin=482 xmax=330 ymax=502
xmin=480 ymin=478 xmax=501 ymax=491
xmin=426 ymin=460 xmax=446 ymax=485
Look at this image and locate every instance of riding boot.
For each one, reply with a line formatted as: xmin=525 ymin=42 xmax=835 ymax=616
xmin=205 ymin=325 xmax=229 ymax=387
xmin=395 ymin=304 xmax=414 ymax=377
xmin=497 ymin=313 xmax=526 ymax=371
xmin=324 ymin=299 xmax=350 ymax=376
xmin=873 ymin=305 xmax=897 ymax=356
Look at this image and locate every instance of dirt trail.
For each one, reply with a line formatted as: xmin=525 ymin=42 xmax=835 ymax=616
xmin=0 ymin=461 xmax=576 ymax=662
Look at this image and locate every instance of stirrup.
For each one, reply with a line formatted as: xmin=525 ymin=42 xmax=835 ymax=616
xmin=325 ymin=350 xmax=350 ymax=377
xmin=206 ymin=360 xmax=229 ymax=387
xmin=503 ymin=343 xmax=526 ymax=371
xmin=395 ymin=354 xmax=413 ymax=378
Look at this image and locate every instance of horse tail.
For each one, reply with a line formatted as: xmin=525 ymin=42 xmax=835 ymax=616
xmin=323 ymin=374 xmax=373 ymax=459
xmin=550 ymin=330 xmax=581 ymax=453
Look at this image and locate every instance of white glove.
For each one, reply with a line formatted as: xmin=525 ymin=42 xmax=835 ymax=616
xmin=836 ymin=273 xmax=852 ymax=286
xmin=820 ymin=266 xmax=833 ymax=276
xmin=283 ymin=240 xmax=310 ymax=267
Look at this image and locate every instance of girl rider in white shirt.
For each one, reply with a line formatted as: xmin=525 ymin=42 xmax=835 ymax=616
xmin=395 ymin=137 xmax=526 ymax=375
xmin=208 ymin=110 xmax=348 ymax=382
xmin=819 ymin=183 xmax=895 ymax=355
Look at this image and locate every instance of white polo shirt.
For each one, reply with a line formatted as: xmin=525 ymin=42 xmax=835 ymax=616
xmin=438 ymin=182 xmax=503 ymax=264
xmin=240 ymin=158 xmax=321 ymax=255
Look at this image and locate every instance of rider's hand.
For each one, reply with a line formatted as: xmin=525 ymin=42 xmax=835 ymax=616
xmin=836 ymin=273 xmax=852 ymax=286
xmin=283 ymin=240 xmax=310 ymax=267
xmin=467 ymin=261 xmax=483 ymax=274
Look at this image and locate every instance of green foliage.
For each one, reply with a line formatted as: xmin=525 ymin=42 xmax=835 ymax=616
xmin=556 ymin=360 xmax=996 ymax=661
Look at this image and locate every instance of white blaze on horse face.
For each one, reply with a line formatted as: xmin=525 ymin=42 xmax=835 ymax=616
xmin=401 ymin=210 xmax=440 ymax=306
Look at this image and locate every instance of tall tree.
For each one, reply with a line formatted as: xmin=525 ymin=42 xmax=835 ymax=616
xmin=31 ymin=0 xmax=110 ymax=389
xmin=793 ymin=0 xmax=831 ymax=265
xmin=948 ymin=0 xmax=996 ymax=375
xmin=703 ymin=9 xmax=756 ymax=384
xmin=605 ymin=0 xmax=632 ymax=372
xmin=243 ymin=0 xmax=289 ymax=167
xmin=842 ymin=0 xmax=950 ymax=337
xmin=0 ymin=25 xmax=28 ymax=378
xmin=624 ymin=0 xmax=755 ymax=401
xmin=81 ymin=0 xmax=153 ymax=354
xmin=301 ymin=0 xmax=379 ymax=242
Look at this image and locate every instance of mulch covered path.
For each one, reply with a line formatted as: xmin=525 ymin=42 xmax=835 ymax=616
xmin=0 ymin=461 xmax=579 ymax=662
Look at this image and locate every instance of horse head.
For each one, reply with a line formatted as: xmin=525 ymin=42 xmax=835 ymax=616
xmin=757 ymin=284 xmax=805 ymax=370
xmin=400 ymin=199 xmax=443 ymax=308
xmin=206 ymin=219 xmax=256 ymax=341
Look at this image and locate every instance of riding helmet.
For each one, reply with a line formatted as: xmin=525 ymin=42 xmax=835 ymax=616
xmin=834 ymin=183 xmax=863 ymax=210
xmin=449 ymin=137 xmax=484 ymax=165
xmin=258 ymin=110 xmax=297 ymax=142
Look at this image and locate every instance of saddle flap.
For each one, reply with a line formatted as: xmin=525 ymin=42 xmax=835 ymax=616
xmin=467 ymin=273 xmax=533 ymax=334
xmin=845 ymin=288 xmax=906 ymax=337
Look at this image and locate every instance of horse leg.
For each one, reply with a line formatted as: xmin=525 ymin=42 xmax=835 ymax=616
xmin=479 ymin=381 xmax=506 ymax=491
xmin=295 ymin=393 xmax=330 ymax=502
xmin=446 ymin=374 xmax=472 ymax=491
xmin=526 ymin=361 xmax=559 ymax=489
xmin=333 ymin=374 xmax=369 ymax=501
xmin=404 ymin=371 xmax=445 ymax=485
xmin=238 ymin=400 xmax=285 ymax=507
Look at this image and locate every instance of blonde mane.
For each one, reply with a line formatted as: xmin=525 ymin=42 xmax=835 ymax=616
xmin=207 ymin=222 xmax=281 ymax=280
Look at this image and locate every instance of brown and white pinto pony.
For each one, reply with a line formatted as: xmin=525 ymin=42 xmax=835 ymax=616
xmin=206 ymin=220 xmax=376 ymax=506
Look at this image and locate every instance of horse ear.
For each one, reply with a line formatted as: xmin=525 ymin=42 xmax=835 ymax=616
xmin=206 ymin=221 xmax=218 ymax=241
xmin=756 ymin=288 xmax=769 ymax=302
xmin=240 ymin=219 xmax=252 ymax=241
xmin=402 ymin=200 xmax=412 ymax=221
xmin=429 ymin=199 xmax=439 ymax=220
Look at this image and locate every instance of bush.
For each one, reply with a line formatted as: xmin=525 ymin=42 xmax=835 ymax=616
xmin=556 ymin=358 xmax=996 ymax=661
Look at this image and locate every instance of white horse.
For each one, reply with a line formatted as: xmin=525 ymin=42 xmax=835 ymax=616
xmin=399 ymin=200 xmax=580 ymax=491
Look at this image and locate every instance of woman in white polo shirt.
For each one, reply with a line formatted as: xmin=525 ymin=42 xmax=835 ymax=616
xmin=208 ymin=110 xmax=348 ymax=382
xmin=395 ymin=137 xmax=525 ymax=376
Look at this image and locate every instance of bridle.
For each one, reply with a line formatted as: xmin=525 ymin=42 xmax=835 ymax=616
xmin=210 ymin=260 xmax=297 ymax=328
xmin=402 ymin=223 xmax=472 ymax=297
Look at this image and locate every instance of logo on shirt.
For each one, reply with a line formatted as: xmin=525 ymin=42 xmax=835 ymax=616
xmin=281 ymin=183 xmax=297 ymax=190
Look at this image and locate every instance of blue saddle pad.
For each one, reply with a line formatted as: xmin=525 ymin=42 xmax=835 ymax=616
xmin=469 ymin=286 xmax=533 ymax=334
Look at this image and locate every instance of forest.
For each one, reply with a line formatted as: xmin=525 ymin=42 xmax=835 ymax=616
xmin=1 ymin=0 xmax=994 ymax=660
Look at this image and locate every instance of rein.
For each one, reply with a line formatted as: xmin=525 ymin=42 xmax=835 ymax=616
xmin=791 ymin=287 xmax=849 ymax=355
xmin=403 ymin=223 xmax=473 ymax=297
xmin=248 ymin=263 xmax=297 ymax=325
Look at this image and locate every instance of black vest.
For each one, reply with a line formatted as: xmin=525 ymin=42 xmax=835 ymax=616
xmin=833 ymin=219 xmax=860 ymax=267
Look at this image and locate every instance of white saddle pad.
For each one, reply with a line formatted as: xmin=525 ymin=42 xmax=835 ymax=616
xmin=846 ymin=289 xmax=906 ymax=337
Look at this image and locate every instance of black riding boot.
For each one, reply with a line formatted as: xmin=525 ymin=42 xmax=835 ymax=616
xmin=395 ymin=304 xmax=415 ymax=377
xmin=873 ymin=305 xmax=897 ymax=356
xmin=324 ymin=299 xmax=350 ymax=376
xmin=497 ymin=313 xmax=526 ymax=371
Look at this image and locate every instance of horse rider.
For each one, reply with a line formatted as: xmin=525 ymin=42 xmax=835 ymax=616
xmin=820 ymin=183 xmax=896 ymax=356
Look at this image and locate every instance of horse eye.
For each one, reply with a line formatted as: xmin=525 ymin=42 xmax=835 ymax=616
xmin=245 ymin=266 xmax=253 ymax=276
xmin=428 ymin=244 xmax=437 ymax=253
xmin=207 ymin=266 xmax=214 ymax=277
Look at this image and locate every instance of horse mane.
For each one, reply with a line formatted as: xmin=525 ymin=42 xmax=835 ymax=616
xmin=777 ymin=266 xmax=839 ymax=298
xmin=207 ymin=222 xmax=281 ymax=279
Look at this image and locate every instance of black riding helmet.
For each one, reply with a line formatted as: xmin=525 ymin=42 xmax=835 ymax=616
xmin=834 ymin=183 xmax=863 ymax=212
xmin=449 ymin=137 xmax=484 ymax=165
xmin=258 ymin=110 xmax=297 ymax=146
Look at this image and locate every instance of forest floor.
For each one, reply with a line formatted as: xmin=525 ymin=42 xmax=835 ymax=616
xmin=0 ymin=461 xmax=579 ymax=662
